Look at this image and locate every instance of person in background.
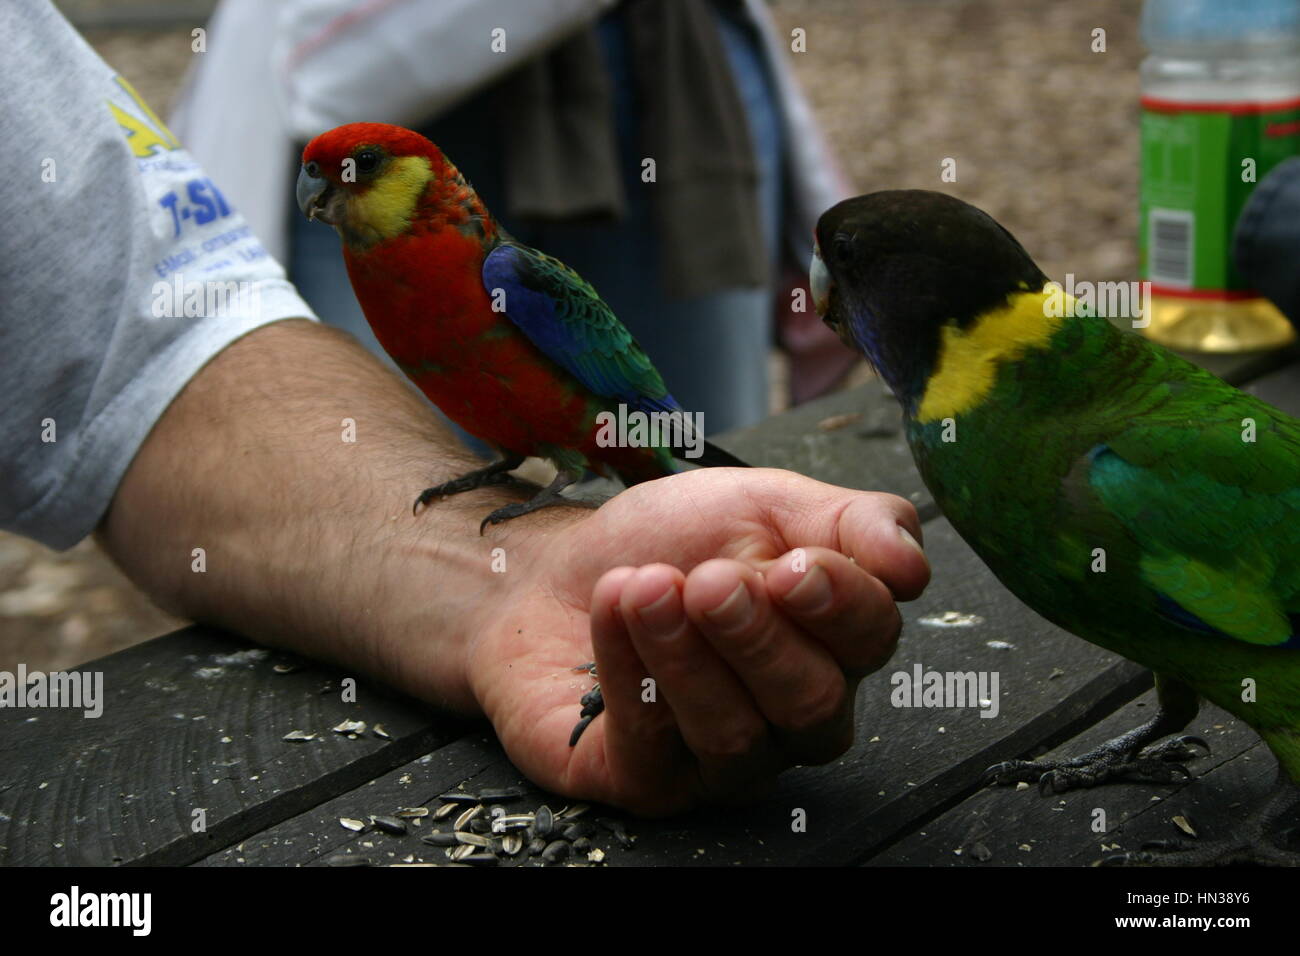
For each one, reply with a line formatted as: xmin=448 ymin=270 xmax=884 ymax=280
xmin=171 ymin=0 xmax=859 ymax=435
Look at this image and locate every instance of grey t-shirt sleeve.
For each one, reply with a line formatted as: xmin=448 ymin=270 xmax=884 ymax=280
xmin=1 ymin=1 xmax=319 ymax=550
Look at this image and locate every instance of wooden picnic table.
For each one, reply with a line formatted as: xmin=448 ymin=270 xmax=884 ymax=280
xmin=3 ymin=344 xmax=1299 ymax=868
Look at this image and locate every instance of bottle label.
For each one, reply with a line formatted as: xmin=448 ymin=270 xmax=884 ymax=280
xmin=1139 ymin=94 xmax=1300 ymax=298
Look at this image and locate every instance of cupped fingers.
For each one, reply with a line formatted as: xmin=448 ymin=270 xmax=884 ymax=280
xmin=614 ymin=564 xmax=783 ymax=796
xmin=762 ymin=546 xmax=902 ymax=677
xmin=681 ymin=559 xmax=854 ymax=766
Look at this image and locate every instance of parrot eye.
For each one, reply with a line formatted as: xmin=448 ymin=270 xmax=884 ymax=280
xmin=832 ymin=232 xmax=857 ymax=265
xmin=355 ymin=149 xmax=381 ymax=174
xmin=304 ymin=160 xmax=320 ymax=178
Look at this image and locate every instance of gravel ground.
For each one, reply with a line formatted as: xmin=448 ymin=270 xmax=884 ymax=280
xmin=5 ymin=0 xmax=1142 ymax=672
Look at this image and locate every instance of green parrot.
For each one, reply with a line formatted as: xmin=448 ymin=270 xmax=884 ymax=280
xmin=811 ymin=189 xmax=1300 ymax=866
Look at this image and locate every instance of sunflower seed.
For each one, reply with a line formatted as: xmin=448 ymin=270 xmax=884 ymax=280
xmin=470 ymin=818 xmax=491 ymax=835
xmin=562 ymin=822 xmax=595 ymax=841
xmin=460 ymin=853 xmax=499 ymax=866
xmin=421 ymin=832 xmax=458 ymax=847
xmin=325 ymin=853 xmax=372 ymax=867
xmin=395 ymin=807 xmax=429 ymax=819
xmin=332 ymin=719 xmax=366 ymax=735
xmin=339 ymin=817 xmax=367 ymax=832
xmin=282 ymin=730 xmax=316 ymax=742
xmin=572 ymin=837 xmax=592 ymax=852
xmin=478 ymin=786 xmax=526 ymax=802
xmin=541 ymin=840 xmax=571 ymax=863
xmin=528 ymin=837 xmax=547 ymax=856
xmin=534 ymin=805 xmax=554 ymax=838
xmin=438 ymin=791 xmax=481 ymax=804
xmin=370 ymin=815 xmax=407 ymax=835
xmin=455 ymin=832 xmax=491 ymax=848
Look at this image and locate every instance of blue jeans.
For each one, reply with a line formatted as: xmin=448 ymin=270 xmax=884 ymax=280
xmin=288 ymin=4 xmax=784 ymax=436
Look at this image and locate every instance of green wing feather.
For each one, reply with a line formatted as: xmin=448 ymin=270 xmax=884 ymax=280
xmin=1086 ymin=378 xmax=1300 ymax=648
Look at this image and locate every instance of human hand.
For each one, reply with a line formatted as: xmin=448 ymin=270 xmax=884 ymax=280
xmin=460 ymin=467 xmax=929 ymax=815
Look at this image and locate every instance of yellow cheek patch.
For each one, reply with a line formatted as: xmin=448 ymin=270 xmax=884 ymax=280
xmin=345 ymin=155 xmax=433 ymax=244
xmin=916 ymin=289 xmax=1070 ymax=423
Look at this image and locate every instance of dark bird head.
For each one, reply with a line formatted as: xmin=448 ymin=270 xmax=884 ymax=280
xmin=812 ymin=190 xmax=1048 ymax=413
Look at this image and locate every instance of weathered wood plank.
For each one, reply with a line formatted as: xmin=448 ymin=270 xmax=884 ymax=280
xmin=0 ymin=628 xmax=472 ymax=865
xmin=196 ymin=518 xmax=1150 ymax=866
xmin=870 ymin=692 xmax=1274 ymax=866
xmin=720 ymin=380 xmax=935 ymax=518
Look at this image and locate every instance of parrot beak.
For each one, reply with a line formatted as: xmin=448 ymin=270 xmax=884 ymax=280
xmin=296 ymin=165 xmax=335 ymax=225
xmin=810 ymin=242 xmax=832 ymax=318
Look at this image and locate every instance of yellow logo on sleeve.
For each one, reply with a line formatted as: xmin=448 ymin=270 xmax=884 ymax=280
xmin=106 ymin=76 xmax=181 ymax=157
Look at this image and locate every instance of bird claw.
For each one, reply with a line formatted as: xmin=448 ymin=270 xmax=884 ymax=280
xmin=568 ymin=669 xmax=604 ymax=747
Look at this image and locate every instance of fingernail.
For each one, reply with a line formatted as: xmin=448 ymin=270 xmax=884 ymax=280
xmin=898 ymin=524 xmax=927 ymax=563
xmin=634 ymin=586 xmax=682 ymax=633
xmin=703 ymin=580 xmax=753 ymax=629
xmin=782 ymin=563 xmax=832 ymax=613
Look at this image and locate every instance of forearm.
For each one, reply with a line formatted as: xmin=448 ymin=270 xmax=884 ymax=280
xmin=97 ymin=320 xmax=516 ymax=712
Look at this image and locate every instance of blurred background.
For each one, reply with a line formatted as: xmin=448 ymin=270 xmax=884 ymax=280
xmin=3 ymin=0 xmax=1140 ymax=673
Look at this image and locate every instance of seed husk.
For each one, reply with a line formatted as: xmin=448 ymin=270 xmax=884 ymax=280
xmin=449 ymin=844 xmax=476 ymax=861
xmin=332 ymin=719 xmax=366 ymax=735
xmin=433 ymin=802 xmax=458 ymax=820
xmin=339 ymin=817 xmax=367 ymax=832
xmin=502 ymin=833 xmax=524 ymax=856
xmin=557 ymin=803 xmax=590 ymax=821
xmin=455 ymin=832 xmax=491 ymax=848
xmin=395 ymin=807 xmax=429 ymax=819
xmin=491 ymin=814 xmax=533 ymax=833
xmin=454 ymin=805 xmax=483 ymax=831
xmin=282 ymin=730 xmax=316 ymax=742
xmin=372 ymin=724 xmax=391 ymax=739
